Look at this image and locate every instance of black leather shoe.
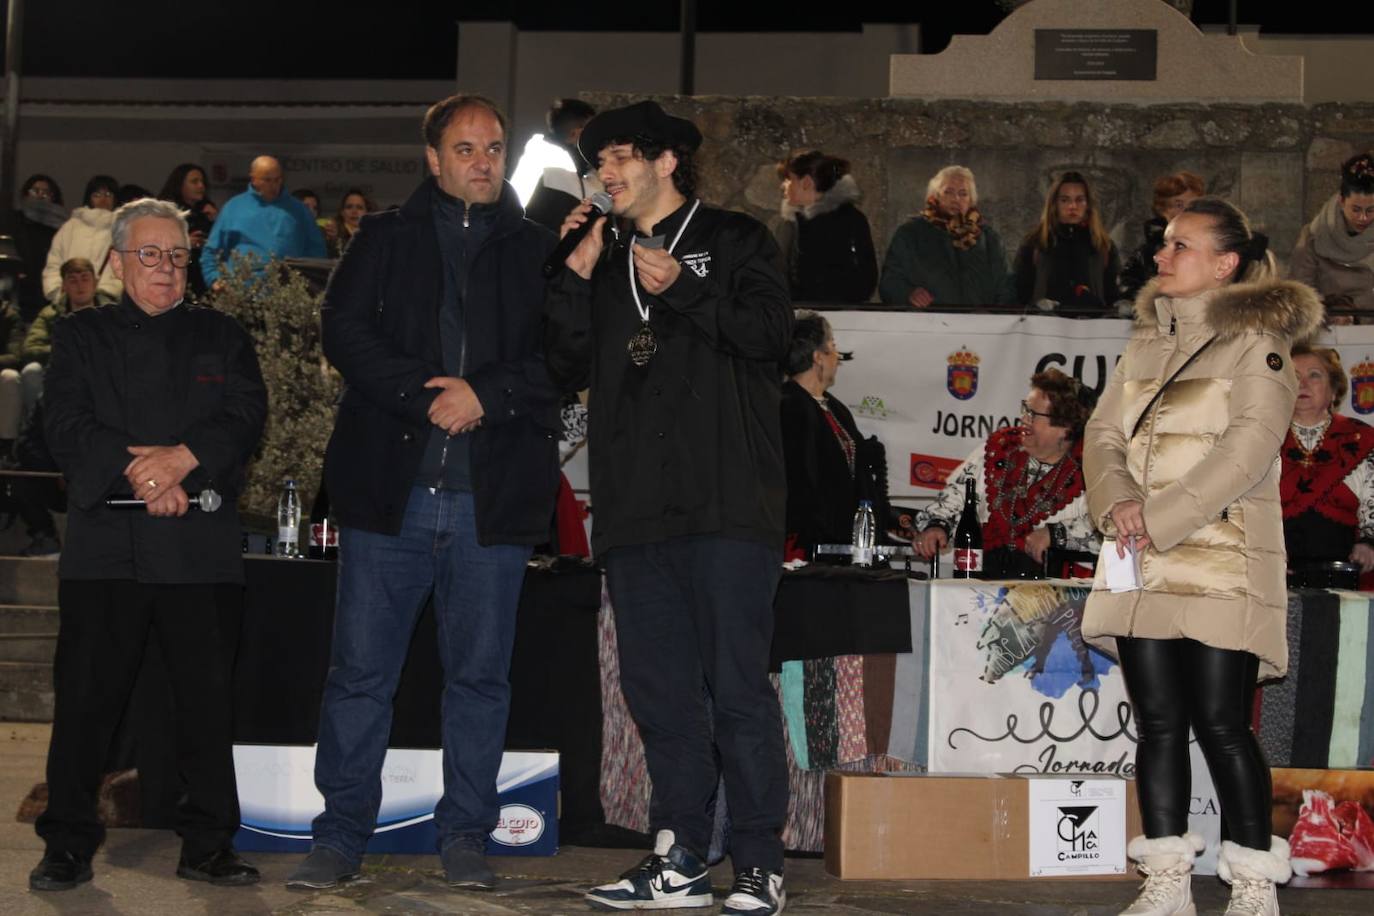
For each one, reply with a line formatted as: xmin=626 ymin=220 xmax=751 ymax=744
xmin=29 ymin=850 xmax=93 ymax=891
xmin=176 ymin=848 xmax=261 ymax=886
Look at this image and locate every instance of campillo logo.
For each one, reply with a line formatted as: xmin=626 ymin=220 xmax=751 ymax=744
xmin=491 ymin=803 xmax=544 ymax=847
xmin=1056 ymin=806 xmax=1101 ymax=862
xmin=946 ymin=347 xmax=979 ymax=400
xmin=1069 ymin=780 xmax=1083 ymax=797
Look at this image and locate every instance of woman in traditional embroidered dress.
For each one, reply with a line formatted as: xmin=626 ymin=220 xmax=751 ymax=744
xmin=911 ymin=367 xmax=1099 ymax=578
xmin=1281 ymin=345 xmax=1374 ymax=583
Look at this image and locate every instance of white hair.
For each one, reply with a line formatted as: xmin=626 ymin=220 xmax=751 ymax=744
xmin=926 ymin=165 xmax=977 ymax=206
xmin=110 ymin=198 xmax=190 ymax=250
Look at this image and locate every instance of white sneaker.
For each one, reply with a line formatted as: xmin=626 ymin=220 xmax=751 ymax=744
xmin=721 ymin=867 xmax=785 ymax=916
xmin=585 ymin=829 xmax=713 ymax=911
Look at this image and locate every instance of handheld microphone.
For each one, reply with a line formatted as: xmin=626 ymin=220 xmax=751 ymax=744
xmin=542 ymin=191 xmax=613 ymax=278
xmin=106 ymin=488 xmax=222 ymax=513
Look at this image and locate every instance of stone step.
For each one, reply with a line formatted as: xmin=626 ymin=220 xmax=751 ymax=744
xmin=0 ymin=557 xmax=59 ymax=606
xmin=0 ymin=633 xmax=56 ymax=664
xmin=0 ymin=661 xmax=54 ymax=721
xmin=0 ymin=604 xmax=59 ymax=633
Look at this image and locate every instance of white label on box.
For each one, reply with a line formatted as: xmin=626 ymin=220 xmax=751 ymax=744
xmin=1027 ymin=777 xmax=1127 ymax=876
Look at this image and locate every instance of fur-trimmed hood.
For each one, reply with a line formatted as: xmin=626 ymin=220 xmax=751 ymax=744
xmin=1132 ymin=277 xmax=1323 ymax=343
xmin=780 ymin=174 xmax=862 ymax=222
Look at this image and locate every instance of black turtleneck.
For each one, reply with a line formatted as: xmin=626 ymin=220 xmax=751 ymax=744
xmin=414 ymin=184 xmax=497 ymax=491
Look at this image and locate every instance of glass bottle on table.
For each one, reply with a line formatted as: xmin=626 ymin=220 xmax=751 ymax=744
xmin=276 ymin=478 xmax=302 ymax=558
xmin=952 ymin=477 xmax=983 ymax=579
xmin=851 ymin=499 xmax=876 ymax=568
xmin=308 ymin=481 xmax=338 ymax=561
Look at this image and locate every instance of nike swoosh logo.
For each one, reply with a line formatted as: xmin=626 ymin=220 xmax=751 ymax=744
xmin=658 ymin=876 xmax=701 ymax=894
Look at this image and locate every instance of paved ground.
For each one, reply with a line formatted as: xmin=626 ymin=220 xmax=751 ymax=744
xmin=3 ymin=723 xmax=1370 ymax=915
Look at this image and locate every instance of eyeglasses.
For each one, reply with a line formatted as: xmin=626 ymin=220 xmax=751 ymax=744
xmin=1020 ymin=400 xmax=1053 ymax=420
xmin=26 ymin=185 xmax=53 ymax=199
xmin=117 ymin=245 xmax=192 ymax=269
xmin=89 ymin=189 xmax=115 ymax=199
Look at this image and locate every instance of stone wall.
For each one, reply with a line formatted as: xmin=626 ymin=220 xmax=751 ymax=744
xmin=584 ymin=93 xmax=1374 ymax=291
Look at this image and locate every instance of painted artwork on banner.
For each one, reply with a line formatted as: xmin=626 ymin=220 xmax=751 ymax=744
xmin=928 ymin=581 xmax=1131 ymax=775
xmin=1273 ymin=768 xmax=1374 ymax=888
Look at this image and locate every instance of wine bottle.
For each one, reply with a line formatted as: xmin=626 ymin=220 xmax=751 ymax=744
xmin=952 ymin=477 xmax=984 ymax=578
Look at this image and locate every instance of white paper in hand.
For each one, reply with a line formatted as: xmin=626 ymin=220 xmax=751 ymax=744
xmin=1104 ymin=541 xmax=1141 ymax=593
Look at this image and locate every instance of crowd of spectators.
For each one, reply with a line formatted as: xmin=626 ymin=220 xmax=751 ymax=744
xmin=0 ymin=156 xmax=376 ymax=555
xmin=5 ymin=138 xmax=1374 ymax=565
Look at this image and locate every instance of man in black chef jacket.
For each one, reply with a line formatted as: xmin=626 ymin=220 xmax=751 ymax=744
xmin=30 ymin=198 xmax=267 ymax=892
xmin=544 ymin=101 xmax=792 ymax=916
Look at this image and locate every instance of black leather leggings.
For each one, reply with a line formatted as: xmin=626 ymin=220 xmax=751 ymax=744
xmin=1117 ymin=637 xmax=1272 ymax=849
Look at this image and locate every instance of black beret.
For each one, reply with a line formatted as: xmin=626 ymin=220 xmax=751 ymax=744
xmin=578 ymin=101 xmax=703 ymax=163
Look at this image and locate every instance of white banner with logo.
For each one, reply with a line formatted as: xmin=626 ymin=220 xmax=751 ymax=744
xmin=820 ymin=311 xmax=1374 ymax=501
xmin=927 ymin=580 xmax=1136 ymax=776
xmin=564 ymin=310 xmax=1374 ymax=512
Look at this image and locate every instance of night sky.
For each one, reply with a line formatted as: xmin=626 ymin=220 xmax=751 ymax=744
xmin=6 ymin=1 xmax=1362 ymax=80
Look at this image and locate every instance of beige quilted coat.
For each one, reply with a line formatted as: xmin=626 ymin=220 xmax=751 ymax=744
xmin=1082 ymin=279 xmax=1323 ymax=680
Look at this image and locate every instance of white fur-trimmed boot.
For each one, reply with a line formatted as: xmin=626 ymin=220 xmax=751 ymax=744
xmin=1216 ymin=837 xmax=1291 ymax=916
xmin=1119 ymin=833 xmax=1205 ymax=916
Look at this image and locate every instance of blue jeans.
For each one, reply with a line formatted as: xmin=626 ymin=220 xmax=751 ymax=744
xmin=311 ymin=486 xmax=532 ymax=862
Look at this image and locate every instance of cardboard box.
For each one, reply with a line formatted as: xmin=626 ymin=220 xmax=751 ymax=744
xmin=824 ymin=772 xmax=1141 ymax=880
xmin=232 ymin=746 xmax=559 ymax=856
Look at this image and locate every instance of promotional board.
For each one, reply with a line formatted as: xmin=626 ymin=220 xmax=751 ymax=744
xmin=233 ymin=746 xmax=558 ymax=856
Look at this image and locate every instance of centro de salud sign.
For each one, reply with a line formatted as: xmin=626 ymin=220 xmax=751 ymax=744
xmin=1034 ymin=29 xmax=1158 ymax=81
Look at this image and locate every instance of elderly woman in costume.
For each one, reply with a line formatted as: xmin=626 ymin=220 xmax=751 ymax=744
xmin=780 ymin=310 xmax=885 ymax=559
xmin=1083 ymin=197 xmax=1322 ymax=916
xmin=912 ymin=367 xmax=1098 ymax=578
xmin=1282 ymin=345 xmax=1374 ymax=584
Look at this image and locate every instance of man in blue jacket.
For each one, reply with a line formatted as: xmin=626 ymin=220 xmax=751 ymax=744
xmin=202 ymin=155 xmax=326 ymax=285
xmin=287 ymin=95 xmax=559 ymax=892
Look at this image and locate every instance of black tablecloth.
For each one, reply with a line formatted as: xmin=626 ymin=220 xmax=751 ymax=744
xmin=129 ymin=560 xmax=910 ymax=839
xmin=132 ymin=557 xmax=605 ymax=839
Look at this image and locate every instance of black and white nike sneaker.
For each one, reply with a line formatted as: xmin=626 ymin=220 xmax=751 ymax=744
xmin=720 ymin=867 xmax=785 ymax=915
xmin=585 ymin=829 xmax=713 ymax=910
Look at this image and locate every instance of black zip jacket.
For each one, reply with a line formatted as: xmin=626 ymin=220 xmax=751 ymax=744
xmin=321 ymin=178 xmax=561 ymax=542
xmin=544 ymin=199 xmax=792 ymax=553
xmin=44 ymin=298 xmax=266 ymax=583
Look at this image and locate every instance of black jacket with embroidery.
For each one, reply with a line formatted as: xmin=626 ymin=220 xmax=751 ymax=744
xmin=544 ymin=199 xmax=792 ymax=552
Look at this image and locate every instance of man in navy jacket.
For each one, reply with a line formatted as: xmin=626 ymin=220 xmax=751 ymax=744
xmin=288 ymin=95 xmax=558 ymax=891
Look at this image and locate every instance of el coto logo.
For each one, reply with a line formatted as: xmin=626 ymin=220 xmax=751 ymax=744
xmin=1056 ymin=806 xmax=1101 ymax=862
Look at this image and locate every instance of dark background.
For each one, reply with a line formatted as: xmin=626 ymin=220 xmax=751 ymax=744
xmin=3 ymin=1 xmax=1364 ymax=80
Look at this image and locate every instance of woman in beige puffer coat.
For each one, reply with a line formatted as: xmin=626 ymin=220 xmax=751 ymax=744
xmin=1083 ymin=198 xmax=1322 ymax=916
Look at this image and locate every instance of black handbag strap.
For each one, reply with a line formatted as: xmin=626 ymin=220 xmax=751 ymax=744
xmin=1130 ymin=336 xmax=1217 ymax=440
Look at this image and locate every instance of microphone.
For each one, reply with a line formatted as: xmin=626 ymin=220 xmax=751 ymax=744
xmin=542 ymin=191 xmax=613 ymax=278
xmin=106 ymin=488 xmax=222 ymax=513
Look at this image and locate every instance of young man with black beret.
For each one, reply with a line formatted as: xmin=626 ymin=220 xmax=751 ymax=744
xmin=545 ymin=100 xmax=792 ymax=915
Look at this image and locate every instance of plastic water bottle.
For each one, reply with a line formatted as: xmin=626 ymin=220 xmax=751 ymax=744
xmin=851 ymin=499 xmax=876 ymax=568
xmin=277 ymin=479 xmax=302 ymax=558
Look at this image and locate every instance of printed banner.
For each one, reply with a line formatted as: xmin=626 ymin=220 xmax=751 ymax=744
xmin=927 ymin=581 xmax=1132 ymax=776
xmin=822 ymin=312 xmax=1374 ymax=501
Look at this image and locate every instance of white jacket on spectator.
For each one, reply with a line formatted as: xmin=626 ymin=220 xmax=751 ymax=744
xmin=41 ymin=207 xmax=123 ymax=303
